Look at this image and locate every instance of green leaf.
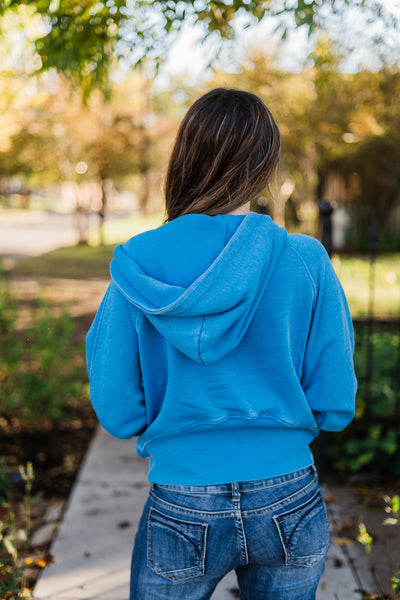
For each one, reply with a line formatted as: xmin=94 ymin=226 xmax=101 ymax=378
xmin=3 ymin=536 xmax=17 ymax=562
xmin=392 ymin=495 xmax=400 ymax=516
xmin=390 ymin=571 xmax=400 ymax=591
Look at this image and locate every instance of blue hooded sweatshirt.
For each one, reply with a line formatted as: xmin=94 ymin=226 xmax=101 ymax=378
xmin=86 ymin=212 xmax=357 ymax=485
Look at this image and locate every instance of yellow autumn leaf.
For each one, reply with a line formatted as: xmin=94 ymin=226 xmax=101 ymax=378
xmin=35 ymin=559 xmax=47 ymax=568
xmin=332 ymin=536 xmax=355 ymax=546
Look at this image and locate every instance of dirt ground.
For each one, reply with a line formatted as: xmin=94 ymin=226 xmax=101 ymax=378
xmin=323 ymin=476 xmax=400 ymax=599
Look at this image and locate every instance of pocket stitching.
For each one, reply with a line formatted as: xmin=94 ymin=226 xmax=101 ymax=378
xmin=147 ymin=507 xmax=208 ymax=581
xmin=275 ymin=489 xmax=320 ymax=523
xmin=273 ymin=490 xmax=330 ymax=567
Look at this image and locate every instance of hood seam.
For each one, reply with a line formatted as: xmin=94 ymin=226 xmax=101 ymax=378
xmin=197 ymin=315 xmax=207 ymax=364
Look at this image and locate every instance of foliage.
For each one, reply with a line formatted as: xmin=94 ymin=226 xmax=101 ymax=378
xmin=0 ymin=459 xmax=38 ymax=599
xmin=0 ymin=276 xmax=89 ymax=426
xmin=357 ymin=522 xmax=373 ymax=555
xmin=1 ymin=74 xmax=157 ymax=184
xmin=318 ymin=65 xmax=400 ymax=241
xmin=0 ymin=68 xmax=176 ymax=217
xmin=2 ymin=17 xmax=400 ymax=226
xmin=329 ymin=132 xmax=400 ymax=239
xmin=0 ymin=1 xmax=398 ymax=96
xmin=328 ymin=326 xmax=400 ymax=476
xmin=205 ymin=45 xmax=400 ymax=236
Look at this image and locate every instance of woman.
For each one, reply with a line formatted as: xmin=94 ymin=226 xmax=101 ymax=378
xmin=86 ymin=88 xmax=357 ymax=599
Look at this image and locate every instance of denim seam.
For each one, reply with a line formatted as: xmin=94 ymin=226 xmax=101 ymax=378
xmin=234 ymin=513 xmax=249 ymax=565
xmin=149 ymin=475 xmax=319 ymax=518
xmin=231 ymin=483 xmax=248 ymax=564
xmin=149 ymin=506 xmax=208 ymax=529
xmin=241 ymin=475 xmax=318 ymax=517
xmin=152 ymin=466 xmax=314 ymax=494
xmin=238 ymin=469 xmax=312 ymax=494
xmin=149 ymin=491 xmax=234 ymax=518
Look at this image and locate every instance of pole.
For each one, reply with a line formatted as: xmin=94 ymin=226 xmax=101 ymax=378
xmin=318 ymin=200 xmax=334 ymax=257
xmin=365 ymin=224 xmax=380 ymax=403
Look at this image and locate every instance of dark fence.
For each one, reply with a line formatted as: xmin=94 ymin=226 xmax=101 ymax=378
xmin=315 ymin=203 xmax=400 ymax=477
xmin=354 ymin=318 xmax=400 ymax=407
xmin=319 ymin=201 xmax=400 ymax=406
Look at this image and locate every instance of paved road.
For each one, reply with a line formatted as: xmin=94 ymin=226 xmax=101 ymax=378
xmin=0 ymin=210 xmax=92 ymax=268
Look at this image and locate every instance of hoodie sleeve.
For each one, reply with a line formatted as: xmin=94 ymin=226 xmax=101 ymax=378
xmin=86 ymin=281 xmax=146 ymax=439
xmin=300 ymin=242 xmax=357 ymax=431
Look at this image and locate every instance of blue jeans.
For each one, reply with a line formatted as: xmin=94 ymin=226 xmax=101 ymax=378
xmin=130 ymin=465 xmax=330 ymax=599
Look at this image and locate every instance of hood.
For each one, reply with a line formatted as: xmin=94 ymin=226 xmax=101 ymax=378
xmin=110 ymin=212 xmax=288 ymax=364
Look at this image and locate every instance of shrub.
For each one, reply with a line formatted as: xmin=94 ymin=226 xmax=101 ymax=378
xmin=328 ymin=325 xmax=400 ymax=476
xmin=0 ymin=459 xmax=38 ymax=600
xmin=0 ymin=276 xmax=89 ymax=427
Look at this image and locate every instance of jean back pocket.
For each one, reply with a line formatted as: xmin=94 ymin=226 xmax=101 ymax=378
xmin=273 ymin=489 xmax=331 ymax=567
xmin=147 ymin=507 xmax=208 ymax=581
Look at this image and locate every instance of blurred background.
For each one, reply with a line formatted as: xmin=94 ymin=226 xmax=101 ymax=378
xmin=1 ymin=1 xmax=400 ymax=596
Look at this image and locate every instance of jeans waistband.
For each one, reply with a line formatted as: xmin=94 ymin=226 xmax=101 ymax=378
xmin=151 ymin=464 xmax=316 ymax=494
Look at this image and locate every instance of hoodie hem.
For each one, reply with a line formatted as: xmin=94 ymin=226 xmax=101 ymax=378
xmin=142 ymin=427 xmax=316 ymax=486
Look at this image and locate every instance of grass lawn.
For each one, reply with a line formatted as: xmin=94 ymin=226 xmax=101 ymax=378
xmin=9 ymin=213 xmax=163 ymax=280
xmin=332 ymin=254 xmax=400 ymax=319
xmin=10 ymin=244 xmax=115 ymax=280
xmin=87 ymin=212 xmax=163 ymax=246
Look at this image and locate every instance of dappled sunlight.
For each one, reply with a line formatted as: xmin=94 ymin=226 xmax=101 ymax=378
xmin=332 ymin=255 xmax=400 ymax=318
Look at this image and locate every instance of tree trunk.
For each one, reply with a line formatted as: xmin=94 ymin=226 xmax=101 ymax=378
xmin=98 ymin=178 xmax=107 ymax=246
xmin=73 ymin=182 xmax=88 ymax=245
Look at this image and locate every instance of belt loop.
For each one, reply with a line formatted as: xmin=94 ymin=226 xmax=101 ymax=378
xmin=231 ymin=482 xmax=240 ymax=499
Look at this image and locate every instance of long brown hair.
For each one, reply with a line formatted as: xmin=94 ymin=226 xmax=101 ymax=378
xmin=165 ymin=88 xmax=280 ymax=222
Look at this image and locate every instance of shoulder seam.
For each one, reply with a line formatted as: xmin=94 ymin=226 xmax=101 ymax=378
xmin=286 ymin=241 xmax=318 ymax=298
xmin=88 ymin=285 xmax=111 ymax=379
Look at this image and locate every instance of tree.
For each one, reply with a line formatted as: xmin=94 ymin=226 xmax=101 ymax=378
xmin=198 ymin=40 xmax=400 ymax=237
xmin=319 ymin=65 xmax=400 ymax=241
xmin=204 ymin=43 xmax=344 ymax=233
xmin=0 ymin=71 xmax=173 ymax=238
xmin=0 ymin=1 xmax=398 ymax=97
xmin=331 ymin=133 xmax=400 ymax=239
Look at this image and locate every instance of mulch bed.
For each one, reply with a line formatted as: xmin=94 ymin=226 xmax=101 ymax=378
xmin=0 ymin=411 xmax=97 ymax=592
xmin=0 ymin=414 xmax=97 ymax=499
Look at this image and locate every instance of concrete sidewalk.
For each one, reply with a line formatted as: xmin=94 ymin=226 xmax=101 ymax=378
xmin=33 ymin=427 xmax=365 ymax=600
